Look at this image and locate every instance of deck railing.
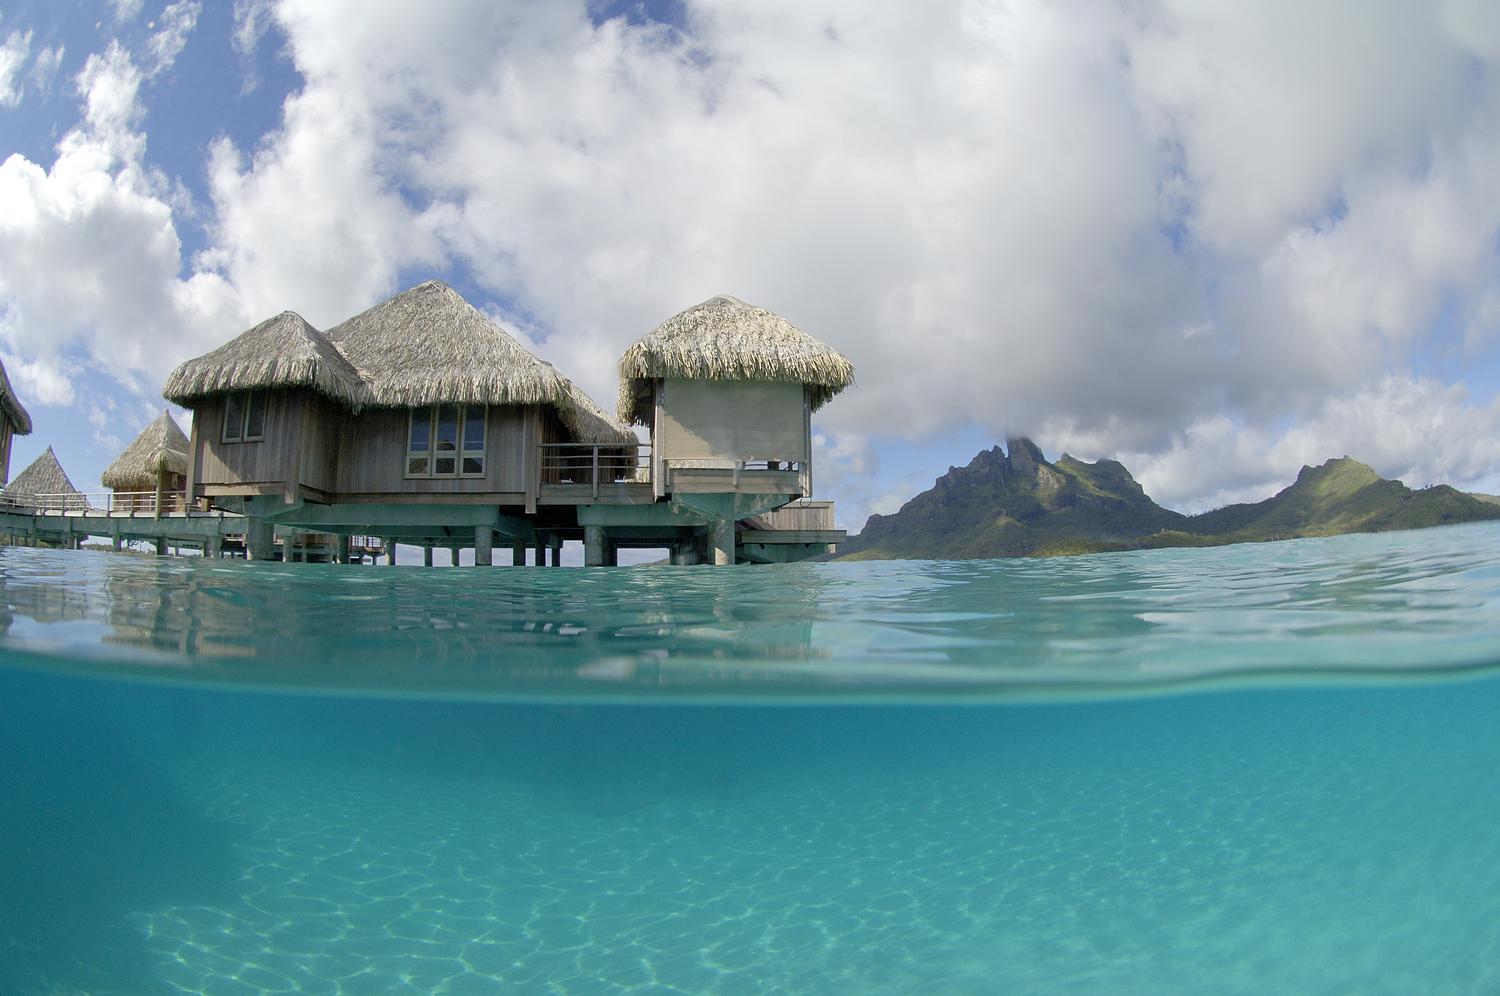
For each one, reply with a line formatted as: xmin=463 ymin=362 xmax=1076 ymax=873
xmin=0 ymin=490 xmax=189 ymax=515
xmin=539 ymin=443 xmax=652 ymax=498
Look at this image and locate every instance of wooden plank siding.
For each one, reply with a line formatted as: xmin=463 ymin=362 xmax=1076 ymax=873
xmin=333 ymin=405 xmax=535 ymax=495
xmin=194 ymin=389 xmax=546 ymax=505
xmin=194 ymin=390 xmax=306 ymax=493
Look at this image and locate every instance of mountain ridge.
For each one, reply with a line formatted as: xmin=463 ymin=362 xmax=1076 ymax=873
xmin=838 ymin=439 xmax=1500 ymax=560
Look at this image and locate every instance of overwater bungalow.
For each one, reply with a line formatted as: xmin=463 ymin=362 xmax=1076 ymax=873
xmin=102 ymin=411 xmax=190 ymax=513
xmin=163 ymin=281 xmax=851 ymax=565
xmin=0 ymin=356 xmax=33 ymax=485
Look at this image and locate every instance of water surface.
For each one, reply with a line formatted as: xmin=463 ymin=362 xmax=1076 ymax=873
xmin=3 ymin=524 xmax=1499 ymax=993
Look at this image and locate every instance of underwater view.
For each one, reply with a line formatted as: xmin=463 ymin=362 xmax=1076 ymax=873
xmin=4 ymin=522 xmax=1500 ymax=994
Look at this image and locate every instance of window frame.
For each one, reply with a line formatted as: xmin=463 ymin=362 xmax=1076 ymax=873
xmin=221 ymin=390 xmax=267 ymax=444
xmin=405 ymin=404 xmax=487 ymax=479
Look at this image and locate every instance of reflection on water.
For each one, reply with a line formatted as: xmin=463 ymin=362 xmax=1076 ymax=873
xmin=1 ymin=522 xmax=1499 ymax=700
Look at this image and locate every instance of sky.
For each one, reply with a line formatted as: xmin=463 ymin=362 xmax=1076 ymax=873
xmin=4 ymin=0 xmax=1500 ymax=534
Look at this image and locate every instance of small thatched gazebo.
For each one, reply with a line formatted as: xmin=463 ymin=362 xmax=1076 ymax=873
xmin=0 ymin=356 xmax=33 ymax=486
xmin=103 ymin=411 xmax=191 ymax=513
xmin=5 ymin=446 xmax=84 ymax=511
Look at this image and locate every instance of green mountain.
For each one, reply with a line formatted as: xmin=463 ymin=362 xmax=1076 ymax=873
xmin=839 ymin=439 xmax=1500 ymax=561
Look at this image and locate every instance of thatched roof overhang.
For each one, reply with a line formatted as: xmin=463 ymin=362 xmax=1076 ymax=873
xmin=0 ymin=357 xmax=33 ymax=434
xmin=166 ymin=281 xmax=636 ymax=447
xmin=326 ymin=281 xmax=566 ymax=410
xmin=555 ymin=375 xmax=639 ymax=446
xmin=5 ymin=446 xmax=80 ymax=497
xmin=102 ymin=411 xmax=191 ymax=490
xmin=164 ymin=311 xmax=366 ymax=408
xmin=616 ymin=295 xmax=854 ymax=425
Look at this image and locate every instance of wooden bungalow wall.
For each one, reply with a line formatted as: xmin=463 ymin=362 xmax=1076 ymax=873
xmin=193 ymin=389 xmax=542 ymax=503
xmin=333 ymin=405 xmax=537 ymax=496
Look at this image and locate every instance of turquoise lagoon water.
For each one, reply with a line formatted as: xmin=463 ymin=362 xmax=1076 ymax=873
xmin=3 ymin=523 xmax=1500 ymax=994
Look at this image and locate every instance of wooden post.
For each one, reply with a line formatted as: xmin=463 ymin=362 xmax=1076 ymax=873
xmin=549 ymin=539 xmax=561 ymax=567
xmin=584 ymin=526 xmax=607 ymax=567
xmin=423 ymin=545 xmax=433 ymax=568
xmin=335 ymin=534 xmax=351 ymax=564
xmin=474 ymin=525 xmax=493 ymax=566
xmin=111 ymin=533 xmax=122 ymax=553
xmin=247 ymin=519 xmax=275 ymax=561
xmin=206 ymin=535 xmax=221 ymax=559
xmin=710 ymin=519 xmax=735 ymax=566
xmin=533 ymin=537 xmax=545 ymax=566
xmin=511 ymin=542 xmax=525 ymax=566
xmin=154 ymin=470 xmax=164 ymax=521
xmin=384 ymin=539 xmax=397 ymax=566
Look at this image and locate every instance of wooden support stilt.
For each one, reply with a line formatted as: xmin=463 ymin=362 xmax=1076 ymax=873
xmin=710 ymin=519 xmax=735 ymax=566
xmin=584 ymin=526 xmax=607 ymax=567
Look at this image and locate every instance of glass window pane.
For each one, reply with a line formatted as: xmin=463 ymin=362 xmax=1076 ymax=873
xmin=244 ymin=392 xmax=266 ymax=439
xmin=435 ymin=405 xmax=458 ymax=452
xmin=407 ymin=456 xmax=429 ymax=476
xmin=435 ymin=456 xmax=456 ymax=476
xmin=408 ymin=408 xmax=432 ymax=452
xmin=223 ymin=393 xmax=244 ymax=441
xmin=462 ymin=456 xmax=484 ymax=476
xmin=463 ymin=406 xmax=485 ymax=451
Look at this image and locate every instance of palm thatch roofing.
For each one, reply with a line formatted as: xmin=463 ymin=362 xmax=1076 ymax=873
xmin=326 ymin=281 xmax=566 ymax=409
xmin=555 ymin=374 xmax=638 ymax=446
xmin=616 ymin=294 xmax=855 ymax=425
xmin=0 ymin=356 xmax=33 ymax=435
xmin=164 ymin=310 xmax=365 ymax=408
xmin=102 ymin=411 xmax=190 ymax=490
xmin=5 ymin=446 xmax=80 ymax=498
xmin=162 ymin=281 xmax=632 ymax=443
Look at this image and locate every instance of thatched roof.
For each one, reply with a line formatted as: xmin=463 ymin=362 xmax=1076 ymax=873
xmin=617 ymin=295 xmax=855 ymax=425
xmin=326 ymin=281 xmax=565 ymax=409
xmin=102 ymin=411 xmax=190 ymax=490
xmin=0 ymin=356 xmax=32 ymax=435
xmin=165 ymin=281 xmax=628 ymax=445
xmin=555 ymin=374 xmax=638 ymax=445
xmin=164 ymin=310 xmax=365 ymax=407
xmin=5 ymin=446 xmax=80 ymax=497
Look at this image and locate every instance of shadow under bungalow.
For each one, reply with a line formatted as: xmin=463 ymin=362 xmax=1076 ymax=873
xmin=151 ymin=281 xmax=852 ymax=566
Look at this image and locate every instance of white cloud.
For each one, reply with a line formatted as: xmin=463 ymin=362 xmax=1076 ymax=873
xmin=1105 ymin=376 xmax=1500 ymax=512
xmin=1 ymin=352 xmax=75 ymax=406
xmin=0 ymin=29 xmax=31 ymax=107
xmin=231 ymin=0 xmax=277 ymax=94
xmin=111 ymin=0 xmax=144 ymax=23
xmin=30 ymin=45 xmax=64 ymax=93
xmin=144 ymin=1 xmax=201 ymax=78
xmin=0 ymin=42 xmax=247 ymax=405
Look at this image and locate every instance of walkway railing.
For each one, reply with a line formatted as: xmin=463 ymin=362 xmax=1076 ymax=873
xmin=539 ymin=443 xmax=652 ymax=498
xmin=0 ymin=490 xmax=189 ymax=515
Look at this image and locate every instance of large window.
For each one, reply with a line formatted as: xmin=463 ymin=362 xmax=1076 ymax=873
xmin=222 ymin=390 xmax=267 ymax=443
xmin=407 ymin=404 xmax=486 ymax=477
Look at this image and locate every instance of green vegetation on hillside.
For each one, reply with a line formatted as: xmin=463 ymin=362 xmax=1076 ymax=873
xmin=838 ymin=440 xmax=1500 ymax=561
